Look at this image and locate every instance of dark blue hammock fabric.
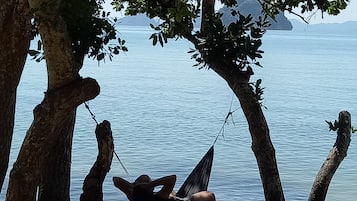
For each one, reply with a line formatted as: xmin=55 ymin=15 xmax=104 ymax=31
xmin=176 ymin=146 xmax=214 ymax=198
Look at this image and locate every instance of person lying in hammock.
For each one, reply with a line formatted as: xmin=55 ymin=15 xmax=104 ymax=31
xmin=113 ymin=175 xmax=216 ymax=201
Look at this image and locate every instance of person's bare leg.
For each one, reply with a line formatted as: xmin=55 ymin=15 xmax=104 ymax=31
xmin=190 ymin=191 xmax=216 ymax=201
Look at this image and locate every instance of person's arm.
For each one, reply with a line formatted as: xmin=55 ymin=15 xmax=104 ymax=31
xmin=151 ymin=175 xmax=176 ymax=199
xmin=113 ymin=177 xmax=134 ymax=201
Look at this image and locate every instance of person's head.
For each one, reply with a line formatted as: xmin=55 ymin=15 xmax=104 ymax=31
xmin=134 ymin=175 xmax=154 ymax=192
xmin=134 ymin=175 xmax=152 ymax=184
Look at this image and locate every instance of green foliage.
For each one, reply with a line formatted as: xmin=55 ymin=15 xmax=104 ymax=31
xmin=326 ymin=120 xmax=339 ymax=131
xmin=110 ymin=0 xmax=350 ymax=74
xmin=250 ymin=79 xmax=266 ymax=108
xmin=253 ymin=79 xmax=264 ymax=102
xmin=61 ymin=0 xmax=127 ymax=63
xmin=262 ymin=0 xmax=350 ymax=16
xmin=326 ymin=120 xmax=356 ymax=133
xmin=28 ymin=40 xmax=44 ymax=62
xmin=112 ymin=0 xmax=268 ymax=73
xmin=219 ymin=0 xmax=238 ymax=7
xmin=149 ymin=24 xmax=168 ymax=47
xmin=29 ymin=0 xmax=127 ymax=64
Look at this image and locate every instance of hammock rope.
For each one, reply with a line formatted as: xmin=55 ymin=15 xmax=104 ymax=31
xmin=178 ymin=94 xmax=239 ymax=197
xmin=213 ymin=94 xmax=240 ymax=144
xmin=84 ymin=96 xmax=239 ymax=197
xmin=84 ymin=102 xmax=131 ymax=177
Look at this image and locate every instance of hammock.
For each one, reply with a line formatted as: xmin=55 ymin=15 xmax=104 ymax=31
xmin=176 ymin=146 xmax=214 ymax=198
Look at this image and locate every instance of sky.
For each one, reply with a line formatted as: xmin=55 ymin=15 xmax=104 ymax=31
xmin=284 ymin=0 xmax=357 ymax=24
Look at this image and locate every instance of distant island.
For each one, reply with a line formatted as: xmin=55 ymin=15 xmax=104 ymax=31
xmin=117 ymin=11 xmax=292 ymax=31
xmin=218 ymin=0 xmax=292 ymax=30
xmin=117 ymin=0 xmax=292 ymax=30
xmin=289 ymin=19 xmax=357 ymax=33
xmin=118 ymin=14 xmax=161 ymax=27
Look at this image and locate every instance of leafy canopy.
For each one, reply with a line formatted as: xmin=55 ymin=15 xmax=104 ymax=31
xmin=29 ymin=0 xmax=128 ymax=64
xmin=112 ymin=0 xmax=267 ymax=71
xmin=111 ymin=0 xmax=349 ymax=73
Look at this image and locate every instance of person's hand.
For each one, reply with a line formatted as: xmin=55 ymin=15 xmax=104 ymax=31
xmin=169 ymin=191 xmax=176 ymax=199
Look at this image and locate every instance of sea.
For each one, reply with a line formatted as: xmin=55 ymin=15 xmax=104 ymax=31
xmin=1 ymin=25 xmax=356 ymax=201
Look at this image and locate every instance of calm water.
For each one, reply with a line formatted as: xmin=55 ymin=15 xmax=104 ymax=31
xmin=1 ymin=26 xmax=356 ymax=201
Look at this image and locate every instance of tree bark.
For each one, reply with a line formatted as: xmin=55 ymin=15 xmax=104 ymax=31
xmin=308 ymin=111 xmax=352 ymax=201
xmin=6 ymin=0 xmax=100 ymax=200
xmin=0 ymin=0 xmax=31 ymax=191
xmin=200 ymin=0 xmax=214 ymax=34
xmin=6 ymin=78 xmax=100 ymax=201
xmin=38 ymin=111 xmax=75 ymax=201
xmin=80 ymin=120 xmax=114 ymax=201
xmin=210 ymin=62 xmax=285 ymax=201
xmin=194 ymin=1 xmax=286 ymax=199
xmin=231 ymin=80 xmax=284 ymax=201
xmin=28 ymin=1 xmax=83 ymax=200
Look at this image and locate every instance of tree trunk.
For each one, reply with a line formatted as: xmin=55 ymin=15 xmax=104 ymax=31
xmin=80 ymin=120 xmax=114 ymax=201
xmin=308 ymin=111 xmax=352 ymax=201
xmin=211 ymin=63 xmax=285 ymax=201
xmin=193 ymin=1 xmax=285 ymax=199
xmin=230 ymin=80 xmax=284 ymax=201
xmin=0 ymin=0 xmax=31 ymax=191
xmin=38 ymin=111 xmax=75 ymax=201
xmin=200 ymin=0 xmax=214 ymax=34
xmin=6 ymin=78 xmax=99 ymax=201
xmin=6 ymin=0 xmax=100 ymax=200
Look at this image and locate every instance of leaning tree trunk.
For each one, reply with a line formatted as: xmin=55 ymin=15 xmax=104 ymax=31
xmin=5 ymin=0 xmax=100 ymax=200
xmin=6 ymin=78 xmax=99 ymax=201
xmin=195 ymin=1 xmax=285 ymax=200
xmin=231 ymin=78 xmax=284 ymax=201
xmin=0 ymin=0 xmax=31 ymax=191
xmin=211 ymin=62 xmax=285 ymax=201
xmin=308 ymin=111 xmax=352 ymax=201
xmin=38 ymin=112 xmax=76 ymax=201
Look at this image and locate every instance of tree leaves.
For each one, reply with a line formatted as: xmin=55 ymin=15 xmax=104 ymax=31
xmin=28 ymin=40 xmax=45 ymax=62
xmin=326 ymin=120 xmax=357 ymax=133
xmin=28 ymin=50 xmax=40 ymax=57
xmin=56 ymin=0 xmax=126 ymax=64
xmin=149 ymin=26 xmax=168 ymax=47
xmin=116 ymin=0 xmax=350 ymax=74
xmin=262 ymin=0 xmax=350 ymax=18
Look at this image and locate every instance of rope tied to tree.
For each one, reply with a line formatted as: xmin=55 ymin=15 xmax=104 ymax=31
xmin=84 ymin=102 xmax=98 ymax=125
xmin=213 ymin=94 xmax=240 ymax=145
xmin=83 ymin=101 xmax=130 ymax=177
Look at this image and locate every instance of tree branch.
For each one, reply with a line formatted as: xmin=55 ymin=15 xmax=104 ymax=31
xmin=200 ymin=0 xmax=215 ymax=34
xmin=80 ymin=120 xmax=114 ymax=201
xmin=308 ymin=111 xmax=352 ymax=201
